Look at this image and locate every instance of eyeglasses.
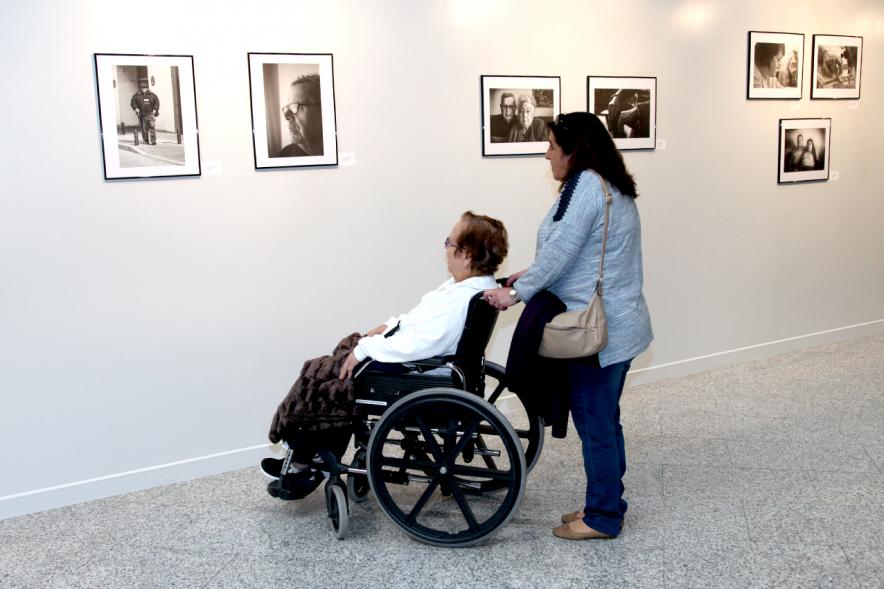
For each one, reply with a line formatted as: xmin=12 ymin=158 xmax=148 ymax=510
xmin=555 ymin=113 xmax=570 ymax=130
xmin=281 ymin=102 xmax=318 ymax=120
xmin=444 ymin=237 xmax=462 ymax=250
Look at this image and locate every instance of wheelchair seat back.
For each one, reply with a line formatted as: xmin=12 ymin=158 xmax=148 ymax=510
xmin=452 ymin=290 xmax=500 ymax=393
xmin=353 ymin=291 xmax=500 ymax=414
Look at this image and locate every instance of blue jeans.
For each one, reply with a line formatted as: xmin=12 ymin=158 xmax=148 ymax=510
xmin=568 ymin=356 xmax=633 ymax=536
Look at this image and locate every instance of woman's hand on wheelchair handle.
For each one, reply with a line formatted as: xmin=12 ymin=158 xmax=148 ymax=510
xmin=506 ymin=269 xmax=527 ymax=287
xmin=483 ymin=287 xmax=517 ymax=311
xmin=339 ymin=351 xmax=359 ymax=381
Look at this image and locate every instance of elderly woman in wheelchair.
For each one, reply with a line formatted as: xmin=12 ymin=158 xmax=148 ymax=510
xmin=260 ymin=211 xmax=542 ymax=545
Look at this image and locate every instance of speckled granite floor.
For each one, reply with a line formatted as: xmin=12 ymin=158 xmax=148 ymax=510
xmin=1 ymin=335 xmax=882 ymax=588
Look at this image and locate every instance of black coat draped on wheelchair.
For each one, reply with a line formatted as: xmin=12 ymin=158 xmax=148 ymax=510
xmin=271 ymin=291 xmax=545 ymax=547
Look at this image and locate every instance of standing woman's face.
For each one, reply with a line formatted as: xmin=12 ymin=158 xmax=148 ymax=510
xmin=545 ymin=130 xmax=574 ymax=182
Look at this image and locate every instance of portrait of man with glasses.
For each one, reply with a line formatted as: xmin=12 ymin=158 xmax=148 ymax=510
xmin=250 ymin=54 xmax=337 ymax=167
xmin=490 ymin=92 xmax=516 ymax=143
xmin=280 ymin=74 xmax=324 ymax=157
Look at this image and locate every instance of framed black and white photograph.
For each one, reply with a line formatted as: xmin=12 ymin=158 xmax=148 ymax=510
xmin=778 ymin=118 xmax=831 ymax=184
xmin=811 ymin=35 xmax=863 ymax=99
xmin=481 ymin=75 xmax=561 ymax=156
xmin=93 ymin=53 xmax=200 ymax=180
xmin=248 ymin=53 xmax=337 ymax=169
xmin=587 ymin=76 xmax=656 ymax=151
xmin=747 ymin=31 xmax=804 ymax=99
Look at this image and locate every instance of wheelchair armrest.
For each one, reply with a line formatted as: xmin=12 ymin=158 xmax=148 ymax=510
xmin=484 ymin=360 xmax=505 ymax=374
xmin=401 ymin=356 xmax=450 ymax=369
xmin=352 ymin=356 xmax=456 ymax=380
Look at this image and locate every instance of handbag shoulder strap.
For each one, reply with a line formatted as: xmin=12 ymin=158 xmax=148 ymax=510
xmin=595 ymin=172 xmax=613 ymax=297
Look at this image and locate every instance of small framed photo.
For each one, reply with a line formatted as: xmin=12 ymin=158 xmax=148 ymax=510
xmin=811 ymin=35 xmax=863 ymax=99
xmin=778 ymin=118 xmax=831 ymax=184
xmin=481 ymin=75 xmax=561 ymax=156
xmin=587 ymin=76 xmax=656 ymax=150
xmin=747 ymin=31 xmax=805 ymax=99
xmin=93 ymin=53 xmax=201 ymax=180
xmin=248 ymin=53 xmax=338 ymax=168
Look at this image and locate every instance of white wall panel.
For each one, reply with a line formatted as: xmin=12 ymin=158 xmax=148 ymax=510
xmin=1 ymin=0 xmax=882 ymax=517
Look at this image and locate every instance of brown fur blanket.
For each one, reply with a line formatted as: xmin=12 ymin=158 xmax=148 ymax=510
xmin=268 ymin=332 xmax=362 ymax=443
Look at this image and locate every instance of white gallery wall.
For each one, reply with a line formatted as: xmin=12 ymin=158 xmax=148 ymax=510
xmin=1 ymin=0 xmax=882 ymax=518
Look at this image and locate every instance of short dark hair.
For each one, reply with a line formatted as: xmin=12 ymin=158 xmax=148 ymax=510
xmin=754 ymin=43 xmax=784 ymax=68
xmin=457 ymin=211 xmax=508 ymax=275
xmin=291 ymin=74 xmax=321 ymax=102
xmin=547 ymin=112 xmax=638 ymax=198
xmin=499 ymin=92 xmax=515 ymax=105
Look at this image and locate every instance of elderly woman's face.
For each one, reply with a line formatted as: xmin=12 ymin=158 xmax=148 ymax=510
xmin=445 ymin=220 xmax=471 ymax=279
xmin=517 ymin=101 xmax=535 ymax=130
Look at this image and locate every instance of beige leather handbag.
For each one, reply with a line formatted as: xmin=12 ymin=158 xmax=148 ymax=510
xmin=538 ymin=175 xmax=612 ymax=359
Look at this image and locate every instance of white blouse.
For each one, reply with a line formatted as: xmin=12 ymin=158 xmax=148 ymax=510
xmin=353 ymin=275 xmax=498 ymax=363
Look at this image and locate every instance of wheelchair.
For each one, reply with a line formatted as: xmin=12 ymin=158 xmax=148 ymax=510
xmin=271 ymin=290 xmax=545 ymax=547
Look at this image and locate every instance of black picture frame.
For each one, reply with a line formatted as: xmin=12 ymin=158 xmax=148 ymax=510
xmin=480 ymin=75 xmax=561 ymax=156
xmin=247 ymin=52 xmax=338 ymax=169
xmin=587 ymin=76 xmax=657 ymax=151
xmin=93 ymin=53 xmax=201 ymax=180
xmin=746 ymin=31 xmax=805 ymax=100
xmin=810 ymin=34 xmax=863 ymax=100
xmin=777 ymin=118 xmax=831 ymax=184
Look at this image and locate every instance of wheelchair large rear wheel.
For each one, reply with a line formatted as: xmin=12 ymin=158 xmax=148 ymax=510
xmin=480 ymin=361 xmax=544 ymax=493
xmin=366 ymin=388 xmax=526 ymax=547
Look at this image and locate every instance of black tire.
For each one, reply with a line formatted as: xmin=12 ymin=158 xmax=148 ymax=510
xmin=347 ymin=448 xmax=370 ymax=503
xmin=366 ymin=388 xmax=526 ymax=547
xmin=481 ymin=362 xmax=544 ymax=492
xmin=326 ymin=483 xmax=349 ymax=539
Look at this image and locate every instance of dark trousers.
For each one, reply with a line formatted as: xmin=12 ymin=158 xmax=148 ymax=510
xmin=568 ymin=356 xmax=633 ymax=536
xmin=140 ymin=115 xmax=156 ymax=144
xmin=286 ymin=425 xmax=352 ymax=466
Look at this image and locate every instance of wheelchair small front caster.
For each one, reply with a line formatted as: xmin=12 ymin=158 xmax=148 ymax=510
xmin=326 ymin=483 xmax=349 ymax=539
xmin=347 ymin=449 xmax=371 ymax=503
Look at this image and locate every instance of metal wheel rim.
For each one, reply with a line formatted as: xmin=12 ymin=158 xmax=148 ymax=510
xmin=366 ymin=387 xmax=526 ymax=547
xmin=481 ymin=365 xmax=544 ymax=492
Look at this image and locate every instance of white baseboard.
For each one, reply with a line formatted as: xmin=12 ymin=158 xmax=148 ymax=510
xmin=3 ymin=318 xmax=881 ymax=521
xmin=626 ymin=318 xmax=883 ymax=388
xmin=0 ymin=444 xmax=275 ymax=521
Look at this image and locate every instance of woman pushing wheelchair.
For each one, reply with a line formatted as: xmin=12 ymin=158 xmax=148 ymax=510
xmin=261 ymin=211 xmax=508 ymax=500
xmin=484 ymin=112 xmax=653 ymax=540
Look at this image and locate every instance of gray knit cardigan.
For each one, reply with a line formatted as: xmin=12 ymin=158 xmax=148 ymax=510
xmin=513 ymin=170 xmax=653 ymax=367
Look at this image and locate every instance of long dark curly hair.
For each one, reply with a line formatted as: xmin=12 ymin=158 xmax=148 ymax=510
xmin=547 ymin=112 xmax=638 ymax=198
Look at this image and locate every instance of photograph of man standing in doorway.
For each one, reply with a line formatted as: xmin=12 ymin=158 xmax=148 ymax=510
xmin=111 ymin=63 xmax=187 ymax=169
xmin=93 ymin=53 xmax=200 ymax=179
xmin=131 ymin=80 xmax=159 ymax=145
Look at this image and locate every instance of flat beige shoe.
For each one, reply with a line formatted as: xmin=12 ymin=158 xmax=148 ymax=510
xmin=561 ymin=511 xmax=583 ymax=524
xmin=553 ymin=522 xmax=613 ymax=540
xmin=560 ymin=511 xmax=625 ymax=530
